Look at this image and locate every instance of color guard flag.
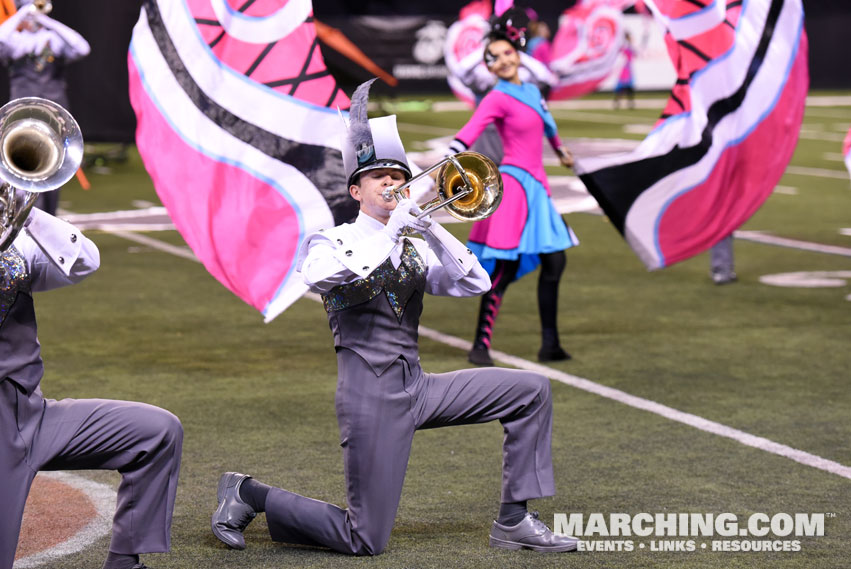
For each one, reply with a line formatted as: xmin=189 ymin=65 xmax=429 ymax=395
xmin=575 ymin=0 xmax=809 ymax=269
xmin=549 ymin=0 xmax=625 ymax=100
xmin=128 ymin=0 xmax=353 ymax=322
xmin=844 ymin=127 xmax=851 ymax=179
xmin=443 ymin=0 xmax=494 ymax=108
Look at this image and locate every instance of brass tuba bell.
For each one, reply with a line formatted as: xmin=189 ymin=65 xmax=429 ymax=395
xmin=382 ymin=151 xmax=503 ymax=223
xmin=0 ymin=97 xmax=84 ymax=251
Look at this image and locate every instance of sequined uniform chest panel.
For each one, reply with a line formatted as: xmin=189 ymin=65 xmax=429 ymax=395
xmin=322 ymin=239 xmax=427 ymax=321
xmin=0 ymin=246 xmax=30 ymax=328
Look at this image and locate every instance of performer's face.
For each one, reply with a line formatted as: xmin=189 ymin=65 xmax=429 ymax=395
xmin=350 ymin=168 xmax=409 ymax=224
xmin=486 ymin=39 xmax=521 ymax=84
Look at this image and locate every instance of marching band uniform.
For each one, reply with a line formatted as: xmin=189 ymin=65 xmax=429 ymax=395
xmin=0 ymin=2 xmax=90 ymax=109
xmin=212 ymin=80 xmax=576 ymax=555
xmin=0 ymin=208 xmax=182 ymax=569
xmin=0 ymin=2 xmax=90 ymax=216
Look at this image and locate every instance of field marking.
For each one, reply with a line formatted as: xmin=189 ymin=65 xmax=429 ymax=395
xmin=735 ymin=231 xmax=851 ymax=257
xmin=426 ymin=95 xmax=851 ymax=114
xmin=109 ymin=230 xmax=199 ymax=262
xmin=772 ymin=185 xmax=798 ymax=195
xmin=412 ymin=325 xmax=851 ymax=481
xmin=14 ymin=472 xmax=116 ymax=569
xmin=784 ymin=165 xmax=850 ymax=180
xmin=822 ymin=152 xmax=846 ymax=162
xmin=103 ymin=232 xmax=851 ymax=481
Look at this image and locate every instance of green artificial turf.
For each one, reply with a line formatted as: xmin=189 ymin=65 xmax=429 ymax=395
xmin=25 ymin=92 xmax=851 ymax=569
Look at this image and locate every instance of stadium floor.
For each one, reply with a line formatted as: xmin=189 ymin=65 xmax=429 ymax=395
xmin=13 ymin=92 xmax=851 ymax=569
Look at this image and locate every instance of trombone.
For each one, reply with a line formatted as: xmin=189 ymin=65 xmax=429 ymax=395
xmin=0 ymin=97 xmax=84 ymax=251
xmin=382 ymin=151 xmax=503 ymax=223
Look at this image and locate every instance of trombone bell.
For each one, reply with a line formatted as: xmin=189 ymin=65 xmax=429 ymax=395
xmin=432 ymin=152 xmax=502 ymax=222
xmin=383 ymin=151 xmax=503 ymax=223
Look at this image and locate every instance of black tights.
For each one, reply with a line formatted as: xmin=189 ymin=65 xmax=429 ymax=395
xmin=473 ymin=251 xmax=566 ymax=349
xmin=537 ymin=250 xmax=566 ymax=332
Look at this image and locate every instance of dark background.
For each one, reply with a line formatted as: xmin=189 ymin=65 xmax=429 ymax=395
xmin=0 ymin=0 xmax=846 ymax=142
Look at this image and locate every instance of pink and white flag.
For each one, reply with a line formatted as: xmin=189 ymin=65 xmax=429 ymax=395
xmin=549 ymin=0 xmax=625 ymax=100
xmin=844 ymin=126 xmax=851 ymax=179
xmin=129 ymin=0 xmax=353 ymax=321
xmin=443 ymin=0 xmax=494 ymax=108
xmin=575 ymin=0 xmax=809 ymax=270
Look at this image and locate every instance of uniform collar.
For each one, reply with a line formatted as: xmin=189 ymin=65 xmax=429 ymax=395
xmin=354 ymin=211 xmax=387 ymax=233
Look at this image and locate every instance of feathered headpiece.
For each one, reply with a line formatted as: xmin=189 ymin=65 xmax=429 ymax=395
xmin=488 ymin=6 xmax=529 ymax=50
xmin=342 ymin=78 xmax=411 ymax=188
xmin=347 ymin=78 xmax=377 ymax=171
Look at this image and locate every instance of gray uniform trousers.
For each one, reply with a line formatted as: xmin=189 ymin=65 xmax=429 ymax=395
xmin=0 ymin=380 xmax=183 ymax=569
xmin=265 ymin=349 xmax=554 ymax=556
xmin=710 ymin=235 xmax=735 ymax=276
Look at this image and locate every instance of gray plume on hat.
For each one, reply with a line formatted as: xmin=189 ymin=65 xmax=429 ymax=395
xmin=348 ymin=78 xmax=378 ymax=166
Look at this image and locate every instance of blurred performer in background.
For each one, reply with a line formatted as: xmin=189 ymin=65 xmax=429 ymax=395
xmin=613 ymin=31 xmax=636 ymax=110
xmin=0 ymin=0 xmax=90 ymax=214
xmin=448 ymin=16 xmax=578 ymax=366
xmin=212 ymin=80 xmax=577 ymax=556
xmin=709 ymin=235 xmax=736 ymax=285
xmin=0 ymin=206 xmax=183 ymax=569
xmin=525 ymin=7 xmax=552 ymax=66
xmin=445 ymin=4 xmax=555 ymax=164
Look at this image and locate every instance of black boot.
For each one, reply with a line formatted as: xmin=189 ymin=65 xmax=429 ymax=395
xmin=468 ymin=290 xmax=503 ymax=366
xmin=538 ymin=328 xmax=570 ymax=362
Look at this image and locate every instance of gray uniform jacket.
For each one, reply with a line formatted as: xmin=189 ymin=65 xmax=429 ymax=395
xmin=1 ymin=209 xmax=182 ymax=569
xmin=1 ymin=207 xmax=99 ymax=392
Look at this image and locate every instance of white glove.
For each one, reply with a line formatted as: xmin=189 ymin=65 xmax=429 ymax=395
xmin=383 ymin=199 xmax=433 ymax=241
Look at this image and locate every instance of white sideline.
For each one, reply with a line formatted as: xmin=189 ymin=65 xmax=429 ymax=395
xmin=735 ymin=231 xmax=851 ymax=257
xmin=415 ymin=325 xmax=851 ymax=481
xmin=124 ymin=204 xmax=851 ymax=480
xmin=99 ymin=225 xmax=851 ymax=481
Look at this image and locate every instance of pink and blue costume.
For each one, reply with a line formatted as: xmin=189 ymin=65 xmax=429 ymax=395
xmin=451 ymin=79 xmax=578 ymax=364
xmin=615 ymin=46 xmax=635 ymax=92
xmin=451 ymin=79 xmax=578 ymax=279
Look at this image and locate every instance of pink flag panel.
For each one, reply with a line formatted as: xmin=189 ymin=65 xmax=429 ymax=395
xmin=130 ymin=0 xmax=352 ymax=321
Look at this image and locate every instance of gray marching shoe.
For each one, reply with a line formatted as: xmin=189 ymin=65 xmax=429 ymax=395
xmin=212 ymin=472 xmax=256 ymax=550
xmin=489 ymin=511 xmax=578 ymax=552
xmin=711 ymin=270 xmax=738 ymax=285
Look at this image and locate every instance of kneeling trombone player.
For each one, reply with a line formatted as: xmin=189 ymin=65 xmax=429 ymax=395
xmin=212 ymin=79 xmax=577 ymax=556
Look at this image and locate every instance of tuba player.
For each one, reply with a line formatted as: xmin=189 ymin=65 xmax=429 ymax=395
xmin=0 ymin=204 xmax=183 ymax=569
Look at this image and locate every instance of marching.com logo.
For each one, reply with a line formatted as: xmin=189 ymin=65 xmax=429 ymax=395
xmin=553 ymin=512 xmax=830 ymax=552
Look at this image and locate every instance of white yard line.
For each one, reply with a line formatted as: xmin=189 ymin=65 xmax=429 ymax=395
xmin=102 ymin=226 xmax=851 ymax=481
xmin=416 ymin=324 xmax=851 ymax=481
xmin=110 ymin=230 xmax=199 ymax=262
xmin=62 ymin=206 xmax=170 ymax=220
xmin=427 ymin=95 xmax=851 ymax=113
xmin=735 ymin=231 xmax=851 ymax=257
xmin=784 ymin=165 xmax=850 ymax=180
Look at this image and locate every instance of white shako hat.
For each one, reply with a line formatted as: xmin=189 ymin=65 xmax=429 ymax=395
xmin=342 ymin=78 xmax=412 ymax=188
